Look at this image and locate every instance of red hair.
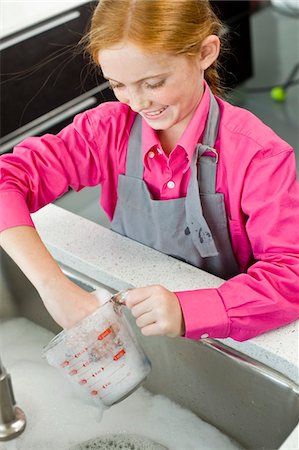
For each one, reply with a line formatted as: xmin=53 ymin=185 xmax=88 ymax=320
xmin=84 ymin=0 xmax=226 ymax=95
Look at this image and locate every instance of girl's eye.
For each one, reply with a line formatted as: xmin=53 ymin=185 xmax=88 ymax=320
xmin=109 ymin=82 xmax=123 ymax=90
xmin=145 ymin=80 xmax=165 ymax=89
xmin=108 ymin=80 xmax=165 ymax=90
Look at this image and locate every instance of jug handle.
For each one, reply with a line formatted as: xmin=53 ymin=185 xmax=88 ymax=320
xmin=110 ymin=290 xmax=129 ymax=306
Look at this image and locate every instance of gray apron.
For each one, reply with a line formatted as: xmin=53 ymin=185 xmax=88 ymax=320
xmin=111 ymin=89 xmax=240 ymax=280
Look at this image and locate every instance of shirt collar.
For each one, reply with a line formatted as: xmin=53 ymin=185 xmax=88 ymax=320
xmin=141 ymin=80 xmax=211 ymax=165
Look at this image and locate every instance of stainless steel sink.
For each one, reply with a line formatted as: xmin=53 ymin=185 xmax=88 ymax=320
xmin=1 ymin=249 xmax=299 ymax=449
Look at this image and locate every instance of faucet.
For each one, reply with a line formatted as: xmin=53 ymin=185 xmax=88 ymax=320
xmin=0 ymin=356 xmax=26 ymax=441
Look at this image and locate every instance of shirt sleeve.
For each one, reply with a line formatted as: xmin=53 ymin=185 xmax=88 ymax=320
xmin=0 ymin=110 xmax=103 ymax=232
xmin=176 ymin=149 xmax=299 ymax=341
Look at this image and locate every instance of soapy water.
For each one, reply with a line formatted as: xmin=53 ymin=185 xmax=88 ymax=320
xmin=70 ymin=433 xmax=168 ymax=450
xmin=0 ymin=318 xmax=244 ymax=450
xmin=1 ymin=443 xmax=17 ymax=450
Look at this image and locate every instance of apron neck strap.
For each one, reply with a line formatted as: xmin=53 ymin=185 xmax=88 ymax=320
xmin=202 ymin=88 xmax=220 ymax=148
xmin=196 ymin=88 xmax=221 ymax=194
xmin=126 ymin=114 xmax=144 ymax=177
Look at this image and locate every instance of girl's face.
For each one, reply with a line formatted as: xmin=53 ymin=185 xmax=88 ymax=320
xmin=99 ymin=42 xmax=205 ymax=136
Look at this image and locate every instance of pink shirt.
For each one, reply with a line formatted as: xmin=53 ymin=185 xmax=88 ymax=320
xmin=1 ymin=83 xmax=299 ymax=341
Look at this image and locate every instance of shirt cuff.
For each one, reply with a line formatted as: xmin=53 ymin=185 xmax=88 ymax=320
xmin=0 ymin=191 xmax=35 ymax=232
xmin=175 ymin=288 xmax=230 ymax=340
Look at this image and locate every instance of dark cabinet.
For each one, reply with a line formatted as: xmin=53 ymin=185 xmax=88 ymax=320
xmin=210 ymin=0 xmax=253 ymax=89
xmin=0 ymin=1 xmax=116 ymax=154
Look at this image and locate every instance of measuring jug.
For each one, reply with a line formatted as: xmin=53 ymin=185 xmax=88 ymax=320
xmin=43 ymin=294 xmax=151 ymax=406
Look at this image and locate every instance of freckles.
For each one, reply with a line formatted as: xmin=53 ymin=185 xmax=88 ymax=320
xmin=115 ymin=92 xmax=127 ymax=104
xmin=155 ymin=92 xmax=177 ymax=106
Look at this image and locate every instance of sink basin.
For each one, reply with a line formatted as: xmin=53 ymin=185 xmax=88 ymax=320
xmin=1 ymin=249 xmax=299 ymax=449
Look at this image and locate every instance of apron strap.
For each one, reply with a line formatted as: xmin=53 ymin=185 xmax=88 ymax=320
xmin=197 ymin=89 xmax=220 ymax=194
xmin=125 ymin=114 xmax=144 ymax=178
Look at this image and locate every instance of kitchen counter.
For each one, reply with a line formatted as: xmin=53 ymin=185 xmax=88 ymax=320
xmin=32 ymin=204 xmax=299 ymax=386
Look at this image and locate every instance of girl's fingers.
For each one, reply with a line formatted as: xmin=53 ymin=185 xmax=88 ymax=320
xmin=135 ymin=310 xmax=156 ymax=329
xmin=140 ymin=322 xmax=164 ymax=336
xmin=130 ymin=300 xmax=152 ymax=319
xmin=125 ymin=285 xmax=184 ymax=337
xmin=126 ymin=286 xmax=155 ymax=308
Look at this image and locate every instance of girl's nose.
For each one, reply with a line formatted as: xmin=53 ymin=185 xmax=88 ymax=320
xmin=127 ymin=90 xmax=150 ymax=112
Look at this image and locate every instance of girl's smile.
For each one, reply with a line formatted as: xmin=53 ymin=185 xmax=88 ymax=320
xmin=142 ymin=105 xmax=168 ymax=120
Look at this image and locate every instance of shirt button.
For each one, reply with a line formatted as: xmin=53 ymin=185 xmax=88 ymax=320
xmin=167 ymin=180 xmax=175 ymax=189
xmin=148 ymin=150 xmax=155 ymax=159
xmin=200 ymin=333 xmax=209 ymax=339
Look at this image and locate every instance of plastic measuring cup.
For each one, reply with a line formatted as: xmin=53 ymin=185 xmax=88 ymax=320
xmin=43 ymin=297 xmax=151 ymax=406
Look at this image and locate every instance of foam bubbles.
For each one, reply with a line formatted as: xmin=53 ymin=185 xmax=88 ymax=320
xmin=71 ymin=433 xmax=168 ymax=450
xmin=0 ymin=318 xmax=243 ymax=450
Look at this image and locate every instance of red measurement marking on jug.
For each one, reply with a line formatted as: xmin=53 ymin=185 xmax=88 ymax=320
xmin=74 ymin=347 xmax=88 ymax=358
xmin=97 ymin=327 xmax=112 ymax=340
xmin=113 ymin=349 xmax=126 ymax=361
xmin=91 ymin=367 xmax=105 ymax=377
xmin=61 ymin=360 xmax=70 ymax=368
xmin=69 ymin=369 xmax=78 ymax=376
xmin=90 ymin=390 xmax=98 ymax=396
xmin=79 ymin=379 xmax=87 ymax=385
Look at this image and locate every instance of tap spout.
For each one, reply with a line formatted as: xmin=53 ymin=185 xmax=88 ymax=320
xmin=0 ymin=356 xmax=26 ymax=441
xmin=0 ymin=357 xmax=5 ymax=376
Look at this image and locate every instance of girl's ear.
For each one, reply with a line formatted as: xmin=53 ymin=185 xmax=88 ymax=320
xmin=199 ymin=35 xmax=220 ymax=70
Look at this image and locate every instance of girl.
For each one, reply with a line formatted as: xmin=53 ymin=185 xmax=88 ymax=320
xmin=1 ymin=0 xmax=298 ymax=341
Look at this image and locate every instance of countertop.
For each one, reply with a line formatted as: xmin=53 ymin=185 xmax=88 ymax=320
xmin=32 ymin=204 xmax=299 ymax=387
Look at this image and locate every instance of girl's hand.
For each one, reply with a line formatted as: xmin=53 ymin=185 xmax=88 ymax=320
xmin=125 ymin=285 xmax=185 ymax=337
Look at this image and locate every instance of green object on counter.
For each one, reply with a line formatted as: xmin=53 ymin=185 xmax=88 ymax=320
xmin=270 ymin=86 xmax=286 ymax=102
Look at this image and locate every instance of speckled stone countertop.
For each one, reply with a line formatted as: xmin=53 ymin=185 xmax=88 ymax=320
xmin=32 ymin=204 xmax=299 ymax=386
